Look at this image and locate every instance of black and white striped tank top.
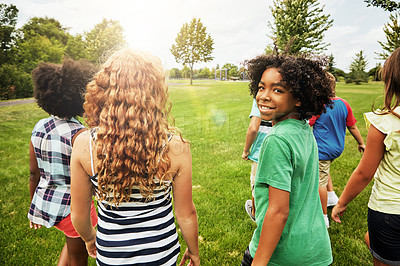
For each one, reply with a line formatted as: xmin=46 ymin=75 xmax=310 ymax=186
xmin=89 ymin=130 xmax=180 ymax=265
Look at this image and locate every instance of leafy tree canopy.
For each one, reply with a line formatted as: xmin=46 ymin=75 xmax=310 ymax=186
xmin=84 ymin=19 xmax=127 ymax=63
xmin=269 ymin=0 xmax=333 ymax=55
xmin=377 ymin=12 xmax=400 ymax=59
xmin=0 ymin=3 xmax=19 ymax=64
xmin=21 ymin=17 xmax=70 ymax=45
xmin=364 ymin=0 xmax=400 ymax=11
xmin=65 ymin=34 xmax=87 ymax=60
xmin=17 ymin=35 xmax=64 ymax=73
xmin=170 ymin=18 xmax=214 ymax=85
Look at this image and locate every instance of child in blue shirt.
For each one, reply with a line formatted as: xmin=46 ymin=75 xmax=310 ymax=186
xmin=242 ymin=99 xmax=272 ymax=221
xmin=309 ymin=72 xmax=365 ymax=228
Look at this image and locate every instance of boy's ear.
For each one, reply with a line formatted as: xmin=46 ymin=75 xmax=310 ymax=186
xmin=295 ymin=99 xmax=301 ymax=107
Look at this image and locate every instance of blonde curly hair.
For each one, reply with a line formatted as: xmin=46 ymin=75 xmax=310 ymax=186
xmin=84 ymin=48 xmax=174 ymax=205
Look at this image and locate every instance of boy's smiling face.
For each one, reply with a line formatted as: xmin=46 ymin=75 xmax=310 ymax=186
xmin=256 ymin=67 xmax=301 ymax=123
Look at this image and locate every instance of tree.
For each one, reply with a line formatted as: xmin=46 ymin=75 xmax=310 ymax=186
xmin=170 ymin=18 xmax=214 ymax=85
xmin=0 ymin=3 xmax=19 ymax=65
xmin=364 ymin=0 xmax=400 ymax=11
xmin=368 ymin=64 xmax=382 ymax=81
xmin=222 ymin=63 xmax=239 ymax=79
xmin=16 ymin=36 xmax=64 ymax=73
xmin=21 ymin=17 xmax=69 ymax=45
xmin=84 ymin=19 xmax=127 ymax=63
xmin=65 ymin=34 xmax=88 ymax=60
xmin=269 ymin=0 xmax=333 ymax=55
xmin=345 ymin=50 xmax=369 ymax=84
xmin=327 ymin=54 xmax=336 ymax=78
xmin=335 ymin=68 xmax=346 ymax=78
xmin=0 ymin=64 xmax=32 ymax=99
xmin=377 ymin=12 xmax=400 ymax=59
xmin=169 ymin=68 xmax=182 ymax=79
xmin=196 ymin=67 xmax=211 ymax=79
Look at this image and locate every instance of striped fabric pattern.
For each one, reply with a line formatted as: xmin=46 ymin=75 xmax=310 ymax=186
xmin=90 ymin=177 xmax=180 ymax=266
xmin=28 ymin=116 xmax=84 ymax=228
xmin=89 ymin=129 xmax=180 ymax=265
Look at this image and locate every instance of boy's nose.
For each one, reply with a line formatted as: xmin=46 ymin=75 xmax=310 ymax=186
xmin=260 ymin=91 xmax=271 ymax=101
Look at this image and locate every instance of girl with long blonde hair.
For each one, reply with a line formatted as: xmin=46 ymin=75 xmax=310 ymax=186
xmin=70 ymin=48 xmax=199 ymax=266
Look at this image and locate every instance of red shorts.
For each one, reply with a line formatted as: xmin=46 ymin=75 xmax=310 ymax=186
xmin=54 ymin=201 xmax=98 ymax=238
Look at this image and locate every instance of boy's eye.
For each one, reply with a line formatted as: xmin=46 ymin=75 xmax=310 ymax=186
xmin=258 ymin=86 xmax=264 ymax=91
xmin=273 ymin=88 xmax=283 ymax=93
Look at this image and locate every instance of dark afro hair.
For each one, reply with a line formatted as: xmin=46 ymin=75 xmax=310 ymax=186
xmin=32 ymin=58 xmax=95 ymax=118
xmin=245 ymin=54 xmax=333 ymax=120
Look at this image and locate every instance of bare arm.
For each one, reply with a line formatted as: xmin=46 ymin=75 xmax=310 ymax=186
xmin=70 ymin=133 xmax=97 ymax=258
xmin=252 ymin=186 xmax=290 ymax=265
xmin=170 ymin=138 xmax=199 ymax=266
xmin=29 ymin=141 xmax=41 ymax=229
xmin=332 ymin=125 xmax=385 ymax=223
xmin=242 ymin=116 xmax=261 ymax=160
xmin=347 ymin=124 xmax=366 ymax=152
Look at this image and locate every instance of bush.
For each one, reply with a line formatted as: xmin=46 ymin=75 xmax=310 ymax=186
xmin=345 ymin=70 xmax=369 ymax=84
xmin=0 ymin=64 xmax=33 ymax=100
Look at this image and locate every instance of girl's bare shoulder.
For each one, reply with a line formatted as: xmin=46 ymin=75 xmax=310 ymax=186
xmin=168 ymin=135 xmax=190 ymax=157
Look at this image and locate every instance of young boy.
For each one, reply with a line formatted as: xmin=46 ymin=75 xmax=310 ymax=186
xmin=242 ymin=99 xmax=272 ymax=221
xmin=241 ymin=54 xmax=333 ymax=265
xmin=309 ymin=72 xmax=365 ymax=228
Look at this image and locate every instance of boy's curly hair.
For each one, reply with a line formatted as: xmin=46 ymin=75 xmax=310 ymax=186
xmin=245 ymin=54 xmax=333 ymax=120
xmin=32 ymin=58 xmax=95 ymax=118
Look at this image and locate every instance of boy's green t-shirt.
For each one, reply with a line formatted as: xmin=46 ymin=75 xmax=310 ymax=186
xmin=249 ymin=119 xmax=333 ymax=265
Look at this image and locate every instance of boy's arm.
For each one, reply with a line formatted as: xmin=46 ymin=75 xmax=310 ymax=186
xmin=347 ymin=125 xmax=366 ymax=152
xmin=242 ymin=116 xmax=261 ymax=160
xmin=252 ymin=186 xmax=290 ymax=265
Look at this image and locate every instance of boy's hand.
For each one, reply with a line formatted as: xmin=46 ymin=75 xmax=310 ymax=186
xmin=29 ymin=221 xmax=41 ymax=230
xmin=331 ymin=203 xmax=347 ymax=223
xmin=242 ymin=150 xmax=250 ymax=160
xmin=358 ymin=144 xmax=366 ymax=153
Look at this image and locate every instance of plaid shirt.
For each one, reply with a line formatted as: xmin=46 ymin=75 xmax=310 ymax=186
xmin=28 ymin=116 xmax=84 ymax=228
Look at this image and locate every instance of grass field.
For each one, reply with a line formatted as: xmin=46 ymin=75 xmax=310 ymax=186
xmin=0 ymin=79 xmax=384 ymax=265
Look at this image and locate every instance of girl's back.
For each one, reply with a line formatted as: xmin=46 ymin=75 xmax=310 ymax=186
xmin=364 ymin=107 xmax=400 ymax=214
xmin=73 ymin=130 xmax=190 ymax=265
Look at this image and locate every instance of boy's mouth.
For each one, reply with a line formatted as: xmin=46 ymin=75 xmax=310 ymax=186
xmin=259 ymin=105 xmax=275 ymax=110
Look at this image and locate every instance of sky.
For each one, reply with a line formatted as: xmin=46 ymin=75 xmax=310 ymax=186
xmin=3 ymin=0 xmax=392 ymax=72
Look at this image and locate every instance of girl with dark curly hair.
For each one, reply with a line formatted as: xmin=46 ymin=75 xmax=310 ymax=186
xmin=70 ymin=48 xmax=199 ymax=266
xmin=241 ymin=54 xmax=333 ymax=265
xmin=28 ymin=59 xmax=98 ymax=265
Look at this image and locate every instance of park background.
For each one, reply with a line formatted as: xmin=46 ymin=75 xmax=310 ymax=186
xmin=0 ymin=0 xmax=398 ymax=99
xmin=1 ymin=0 xmax=398 ymax=264
xmin=1 ymin=79 xmax=383 ymax=265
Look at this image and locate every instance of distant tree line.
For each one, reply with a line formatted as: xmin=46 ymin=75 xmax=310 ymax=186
xmin=169 ymin=63 xmax=248 ymax=81
xmin=0 ymin=3 xmax=127 ymax=100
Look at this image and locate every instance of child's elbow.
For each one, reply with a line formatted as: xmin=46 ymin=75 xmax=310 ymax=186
xmin=248 ymin=125 xmax=258 ymax=135
xmin=29 ymin=170 xmax=40 ymax=182
xmin=175 ymin=204 xmax=197 ymax=223
xmin=269 ymin=207 xmax=289 ymax=223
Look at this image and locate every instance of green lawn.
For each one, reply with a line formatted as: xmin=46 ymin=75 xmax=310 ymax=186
xmin=0 ymin=79 xmax=384 ymax=265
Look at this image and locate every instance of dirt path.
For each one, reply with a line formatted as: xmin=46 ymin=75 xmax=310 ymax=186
xmin=0 ymin=98 xmax=35 ymax=107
